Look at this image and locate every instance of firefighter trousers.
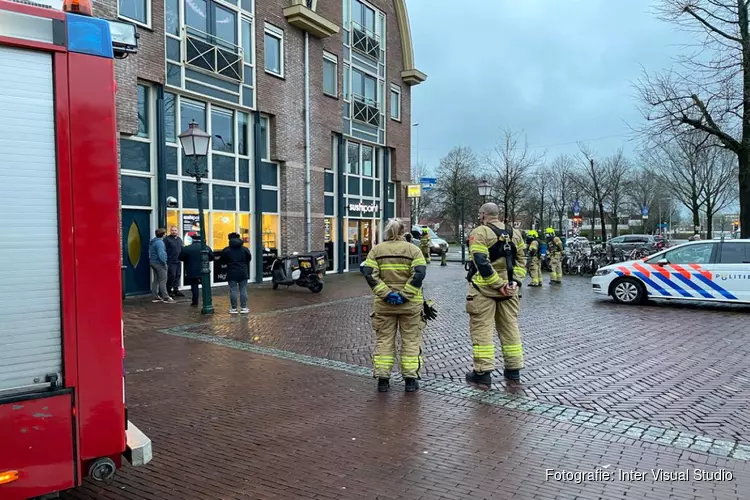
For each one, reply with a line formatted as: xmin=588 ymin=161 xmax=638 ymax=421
xmin=549 ymin=253 xmax=563 ymax=282
xmin=529 ymin=257 xmax=542 ymax=285
xmin=421 ymin=246 xmax=431 ymax=263
xmin=371 ymin=307 xmax=426 ymax=379
xmin=466 ymin=288 xmax=524 ymax=372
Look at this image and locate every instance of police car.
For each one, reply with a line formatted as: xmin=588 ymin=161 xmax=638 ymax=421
xmin=591 ymin=239 xmax=750 ymax=305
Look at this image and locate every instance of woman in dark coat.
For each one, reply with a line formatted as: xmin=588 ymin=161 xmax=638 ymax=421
xmin=179 ymin=232 xmax=215 ymax=306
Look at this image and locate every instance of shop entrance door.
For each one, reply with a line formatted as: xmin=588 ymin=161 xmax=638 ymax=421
xmin=122 ymin=209 xmax=151 ymax=296
xmin=347 ymin=219 xmax=374 ymax=270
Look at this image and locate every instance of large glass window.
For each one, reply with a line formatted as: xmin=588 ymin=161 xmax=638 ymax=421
xmin=165 ymin=0 xmax=179 ymax=35
xmin=242 ymin=18 xmax=253 ymax=64
xmin=120 ymin=139 xmax=150 ymax=172
xmin=259 ymin=115 xmax=269 ymax=160
xmin=181 ymin=98 xmax=206 ymax=131
xmin=264 ymin=24 xmax=283 ymax=77
xmin=214 ymin=5 xmax=236 ymax=45
xmin=390 ymin=85 xmax=401 ymax=121
xmin=323 ymin=52 xmax=337 ymax=97
xmin=347 ymin=142 xmax=359 ymax=174
xmin=352 ymin=68 xmax=376 ymax=104
xmin=238 ymin=112 xmax=249 ymax=156
xmin=119 ymin=0 xmax=149 ymax=26
xmin=121 ymin=175 xmax=151 ymax=206
xmin=362 ymin=145 xmax=373 ymax=177
xmin=137 ymin=84 xmax=149 ymax=137
xmin=164 ymin=92 xmax=177 ymax=142
xmin=212 ymin=212 xmax=237 ymax=252
xmin=262 ymin=214 xmax=279 ymax=249
xmin=212 ymin=107 xmax=234 ymax=152
xmin=185 ymin=0 xmax=207 ymax=32
xmin=352 ymin=0 xmax=375 ymax=32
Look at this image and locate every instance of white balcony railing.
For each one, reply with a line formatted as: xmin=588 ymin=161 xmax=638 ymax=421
xmin=351 ymin=93 xmax=379 ymax=127
xmin=184 ymin=26 xmax=243 ymax=82
xmin=350 ymin=20 xmax=380 ymax=59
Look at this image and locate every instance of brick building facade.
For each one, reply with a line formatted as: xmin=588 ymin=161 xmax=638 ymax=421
xmin=112 ymin=0 xmax=425 ymax=294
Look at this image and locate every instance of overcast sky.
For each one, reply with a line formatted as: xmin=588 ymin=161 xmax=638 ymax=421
xmin=407 ymin=0 xmax=691 ymax=175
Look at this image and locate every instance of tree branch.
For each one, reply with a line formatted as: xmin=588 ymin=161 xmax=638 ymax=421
xmin=683 ymin=6 xmax=742 ymax=43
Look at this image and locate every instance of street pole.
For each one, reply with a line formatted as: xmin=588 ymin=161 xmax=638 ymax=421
xmin=460 ymin=200 xmax=466 ymax=266
xmin=194 ymin=162 xmax=214 ymax=315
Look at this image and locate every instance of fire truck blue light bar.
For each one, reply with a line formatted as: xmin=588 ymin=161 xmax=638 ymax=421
xmin=65 ymin=12 xmax=112 ymax=58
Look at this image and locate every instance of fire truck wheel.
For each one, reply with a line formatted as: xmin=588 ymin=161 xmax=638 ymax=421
xmin=89 ymin=457 xmax=117 ymax=481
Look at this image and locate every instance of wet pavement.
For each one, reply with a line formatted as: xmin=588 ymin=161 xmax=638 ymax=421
xmin=62 ymin=263 xmax=750 ymax=499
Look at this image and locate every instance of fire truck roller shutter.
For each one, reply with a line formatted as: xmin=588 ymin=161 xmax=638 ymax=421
xmin=0 ymin=46 xmax=62 ymax=396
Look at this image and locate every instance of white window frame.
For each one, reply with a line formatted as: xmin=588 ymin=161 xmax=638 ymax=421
xmin=263 ymin=23 xmax=284 ymax=78
xmin=118 ymin=0 xmax=151 ymax=29
xmin=323 ymin=51 xmax=338 ymax=98
xmin=390 ymin=83 xmax=401 ymax=122
xmin=259 ymin=114 xmax=271 ymax=161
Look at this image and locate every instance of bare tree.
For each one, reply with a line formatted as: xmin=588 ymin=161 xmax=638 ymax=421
xmin=625 ymin=164 xmax=660 ymax=233
xmin=635 ymin=0 xmax=749 ymax=237
xmin=410 ymin=161 xmax=432 ymax=224
xmin=434 ymin=147 xmax=482 ymax=242
xmin=548 ymin=155 xmax=575 ymax=233
xmin=529 ymin=166 xmax=550 ymax=229
xmin=605 ymin=150 xmax=631 ymax=237
xmin=576 ymin=144 xmax=612 ymax=240
xmin=700 ymin=144 xmax=739 ymax=235
xmin=486 ymin=128 xmax=544 ymax=224
xmin=643 ymin=131 xmax=706 ymax=233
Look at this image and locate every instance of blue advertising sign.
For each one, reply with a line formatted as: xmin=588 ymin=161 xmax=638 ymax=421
xmin=420 ymin=177 xmax=437 ymax=185
xmin=573 ymin=200 xmax=580 ymax=216
xmin=641 ymin=206 xmax=649 ymax=217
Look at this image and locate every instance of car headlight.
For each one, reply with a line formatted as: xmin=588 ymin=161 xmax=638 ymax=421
xmin=594 ymin=269 xmax=613 ymax=276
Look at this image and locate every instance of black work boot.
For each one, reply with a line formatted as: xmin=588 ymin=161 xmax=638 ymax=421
xmin=503 ymin=369 xmax=521 ymax=382
xmin=404 ymin=378 xmax=419 ymax=393
xmin=377 ymin=378 xmax=390 ymax=392
xmin=465 ymin=370 xmax=491 ymax=390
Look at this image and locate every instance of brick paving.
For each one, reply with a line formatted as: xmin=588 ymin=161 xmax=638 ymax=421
xmin=148 ymin=264 xmax=750 ymax=445
xmin=63 ymin=319 xmax=750 ymax=500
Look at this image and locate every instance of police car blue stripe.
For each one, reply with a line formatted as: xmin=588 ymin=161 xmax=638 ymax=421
xmin=671 ymin=273 xmax=713 ymax=299
xmin=651 ymin=272 xmax=693 ymax=298
xmin=693 ymin=274 xmax=739 ymax=300
xmin=633 ymin=272 xmax=671 ymax=296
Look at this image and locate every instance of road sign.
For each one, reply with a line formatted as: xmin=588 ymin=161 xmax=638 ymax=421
xmin=420 ymin=177 xmax=437 ymax=185
xmin=657 ymin=223 xmax=668 ymax=229
xmin=641 ymin=206 xmax=649 ymax=217
xmin=407 ymin=184 xmax=421 ymax=198
xmin=573 ymin=200 xmax=580 ymax=216
xmin=422 ymin=185 xmax=433 ymax=192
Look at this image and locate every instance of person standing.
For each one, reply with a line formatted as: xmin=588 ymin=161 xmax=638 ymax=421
xmin=545 ymin=227 xmax=564 ymax=284
xmin=149 ymin=228 xmax=174 ymax=303
xmin=525 ymin=229 xmax=542 ymax=287
xmin=419 ymin=227 xmax=432 ymax=264
xmin=179 ymin=232 xmax=215 ymax=306
xmin=220 ymin=232 xmax=252 ymax=314
xmin=164 ymin=226 xmax=184 ymax=297
xmin=464 ymin=203 xmax=527 ymax=388
xmin=361 ymin=218 xmax=427 ymax=393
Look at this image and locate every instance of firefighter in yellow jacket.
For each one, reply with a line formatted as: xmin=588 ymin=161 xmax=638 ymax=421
xmin=465 ymin=203 xmax=527 ymax=388
xmin=361 ymin=218 xmax=427 ymax=393
xmin=525 ymin=229 xmax=542 ymax=287
xmin=545 ymin=227 xmax=564 ymax=284
xmin=419 ymin=227 xmax=431 ymax=263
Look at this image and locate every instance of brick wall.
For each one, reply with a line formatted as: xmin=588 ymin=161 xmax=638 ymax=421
xmin=94 ymin=0 xmax=166 ymax=136
xmin=256 ymin=0 xmax=414 ymax=252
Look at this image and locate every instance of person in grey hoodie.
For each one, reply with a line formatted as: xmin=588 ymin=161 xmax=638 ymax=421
xmin=164 ymin=226 xmax=184 ymax=297
xmin=149 ymin=228 xmax=174 ymax=303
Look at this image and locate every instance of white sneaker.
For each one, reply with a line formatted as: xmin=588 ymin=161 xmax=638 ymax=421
xmin=152 ymin=297 xmax=163 ymax=303
xmin=163 ymin=297 xmax=175 ymax=303
xmin=240 ymin=308 xmax=249 ymax=314
xmin=229 ymin=308 xmax=238 ymax=314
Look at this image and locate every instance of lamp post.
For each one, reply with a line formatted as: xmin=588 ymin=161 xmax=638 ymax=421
xmin=460 ymin=198 xmax=466 ymax=265
xmin=477 ymin=180 xmax=493 ymax=204
xmin=179 ymin=120 xmax=213 ymax=315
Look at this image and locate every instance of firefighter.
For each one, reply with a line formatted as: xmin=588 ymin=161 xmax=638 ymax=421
xmin=419 ymin=227 xmax=432 ymax=263
xmin=465 ymin=203 xmax=527 ymax=388
xmin=361 ymin=218 xmax=428 ymax=393
xmin=525 ymin=229 xmax=542 ymax=287
xmin=545 ymin=227 xmax=563 ymax=284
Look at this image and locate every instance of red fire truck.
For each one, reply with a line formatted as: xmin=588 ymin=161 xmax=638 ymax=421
xmin=0 ymin=1 xmax=151 ymax=498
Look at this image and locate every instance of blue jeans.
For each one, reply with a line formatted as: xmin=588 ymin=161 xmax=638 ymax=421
xmin=229 ymin=280 xmax=248 ymax=309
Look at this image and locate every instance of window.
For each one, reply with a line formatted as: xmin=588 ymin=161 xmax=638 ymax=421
xmin=362 ymin=145 xmax=373 ymax=176
xmin=264 ymin=23 xmax=284 ymax=77
xmin=214 ymin=5 xmax=237 ymax=46
xmin=662 ymin=243 xmax=716 ymax=265
xmin=719 ymin=243 xmax=750 ymax=264
xmin=165 ymin=0 xmax=179 ymax=35
xmin=121 ymin=175 xmax=151 ymax=206
xmin=390 ymin=84 xmax=400 ymax=121
xmin=347 ymin=142 xmax=359 ymax=174
xmin=259 ymin=115 xmax=270 ymax=160
xmin=352 ymin=68 xmax=376 ymax=104
xmin=211 ymin=107 xmax=234 ymax=152
xmin=165 ymin=92 xmax=176 ymax=142
xmin=352 ymin=0 xmax=375 ymax=33
xmin=119 ymin=0 xmax=149 ymax=26
xmin=136 ymin=84 xmax=149 ymax=137
xmin=323 ymin=52 xmax=338 ymax=97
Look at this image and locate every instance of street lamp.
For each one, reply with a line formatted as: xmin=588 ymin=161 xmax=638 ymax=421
xmin=179 ymin=120 xmax=213 ymax=315
xmin=477 ymin=180 xmax=493 ymax=202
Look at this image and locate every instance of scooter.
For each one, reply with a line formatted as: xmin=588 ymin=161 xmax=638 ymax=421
xmin=270 ymin=251 xmax=327 ymax=293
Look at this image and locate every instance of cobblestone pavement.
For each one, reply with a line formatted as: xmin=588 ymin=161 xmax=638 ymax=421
xmin=63 ymin=316 xmax=750 ymax=500
xmin=140 ymin=264 xmax=750 ymax=446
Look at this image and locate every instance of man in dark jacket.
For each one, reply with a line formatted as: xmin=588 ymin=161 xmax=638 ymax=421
xmin=164 ymin=226 xmax=184 ymax=297
xmin=179 ymin=232 xmax=215 ymax=306
xmin=220 ymin=232 xmax=252 ymax=314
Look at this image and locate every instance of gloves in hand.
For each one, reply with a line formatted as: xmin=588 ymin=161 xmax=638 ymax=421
xmin=423 ymin=299 xmax=438 ymax=320
xmin=384 ymin=292 xmax=406 ymax=305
